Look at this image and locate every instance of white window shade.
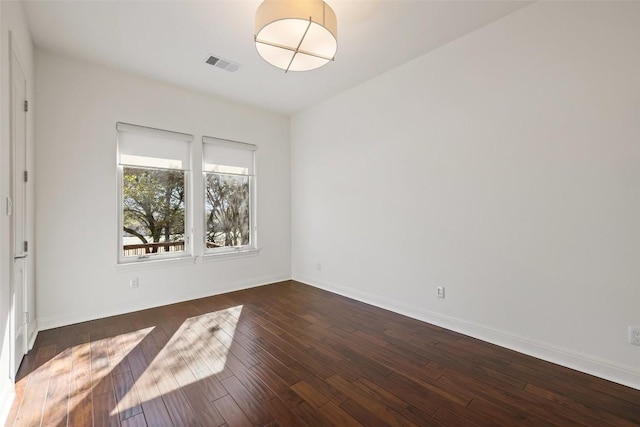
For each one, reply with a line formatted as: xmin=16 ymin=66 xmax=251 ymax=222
xmin=117 ymin=122 xmax=193 ymax=170
xmin=203 ymin=136 xmax=257 ymax=175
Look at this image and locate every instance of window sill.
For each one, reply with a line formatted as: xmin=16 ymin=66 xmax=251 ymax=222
xmin=115 ymin=256 xmax=196 ymax=271
xmin=201 ymin=247 xmax=260 ymax=263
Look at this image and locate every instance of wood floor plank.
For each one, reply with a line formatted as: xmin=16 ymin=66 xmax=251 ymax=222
xmin=251 ymin=349 xmax=301 ymax=385
xmin=41 ymin=347 xmax=72 ymax=426
xmin=106 ymin=321 xmax=133 ymax=377
xmin=401 ymin=405 xmax=447 ymax=427
xmin=353 ymin=377 xmax=408 ymax=413
xmin=126 ymin=346 xmax=173 ymax=427
xmin=220 ymin=374 xmax=273 ymax=425
xmin=112 ymin=371 xmax=143 ymax=421
xmin=7 ymin=280 xmax=640 ymax=427
xmin=213 ymin=395 xmax=253 ymax=427
xmin=287 ymin=362 xmax=349 ymax=405
xmin=221 ymin=358 xmax=276 ymax=404
xmin=262 ymin=396 xmax=310 ymax=427
xmin=523 ymin=382 xmax=638 ymax=427
xmin=338 ymin=398 xmax=400 ymax=427
xmin=13 ymin=344 xmax=57 ymax=427
xmin=91 ymin=331 xmax=115 ymax=398
xmin=327 ymin=374 xmax=417 ymax=427
xmin=4 ymin=375 xmax=27 ymax=426
xmin=168 ymin=363 xmax=226 ymax=427
xmin=466 ymin=397 xmax=545 ymax=426
xmin=93 ymin=390 xmax=120 ymax=427
xmin=291 ymin=401 xmax=339 ymax=427
xmin=438 ymin=370 xmax=594 ymax=426
xmin=317 ymin=401 xmax=363 ymax=427
xmin=67 ymin=392 xmax=93 ymax=427
xmin=13 ymin=380 xmax=47 ymax=427
xmin=151 ymin=364 xmax=200 ymax=427
xmin=431 ymin=406 xmax=478 ymax=427
xmin=251 ymin=363 xmax=303 ymax=408
xmin=291 ymin=380 xmax=330 ymax=408
xmin=120 ymin=413 xmax=148 ymax=427
xmin=352 ymin=370 xmax=442 ymax=416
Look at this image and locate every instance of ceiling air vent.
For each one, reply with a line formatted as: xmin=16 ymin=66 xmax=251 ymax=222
xmin=206 ymin=55 xmax=240 ymax=72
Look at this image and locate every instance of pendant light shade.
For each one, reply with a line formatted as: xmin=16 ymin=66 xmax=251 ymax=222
xmin=255 ymin=0 xmax=337 ymax=72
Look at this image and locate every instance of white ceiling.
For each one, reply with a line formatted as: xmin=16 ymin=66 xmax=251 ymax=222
xmin=23 ymin=0 xmax=532 ymax=116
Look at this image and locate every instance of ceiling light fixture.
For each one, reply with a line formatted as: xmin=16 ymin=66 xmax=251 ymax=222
xmin=254 ymin=0 xmax=337 ymax=73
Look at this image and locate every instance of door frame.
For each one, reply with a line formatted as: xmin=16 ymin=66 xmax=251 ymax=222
xmin=8 ymin=31 xmax=28 ymax=379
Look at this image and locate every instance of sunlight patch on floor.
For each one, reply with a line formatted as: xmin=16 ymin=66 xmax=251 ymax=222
xmin=113 ymin=305 xmax=243 ymax=415
xmin=16 ymin=326 xmax=154 ymax=425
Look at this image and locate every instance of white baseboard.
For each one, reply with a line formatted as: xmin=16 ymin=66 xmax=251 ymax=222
xmin=0 ymin=377 xmax=15 ymax=427
xmin=294 ymin=274 xmax=640 ymax=391
xmin=37 ymin=274 xmax=290 ymax=331
xmin=28 ymin=321 xmax=38 ymax=351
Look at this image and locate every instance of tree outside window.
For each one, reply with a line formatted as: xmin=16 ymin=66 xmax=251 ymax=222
xmin=117 ymin=122 xmax=192 ymax=261
xmin=205 ymin=173 xmax=250 ymax=248
xmin=203 ymin=136 xmax=256 ymax=253
xmin=122 ymin=167 xmax=186 ymax=255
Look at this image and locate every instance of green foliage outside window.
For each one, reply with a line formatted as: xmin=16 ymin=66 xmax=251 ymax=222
xmin=122 ymin=167 xmax=185 ymax=253
xmin=205 ymin=173 xmax=250 ymax=248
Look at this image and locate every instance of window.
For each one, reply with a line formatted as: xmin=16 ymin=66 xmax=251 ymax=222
xmin=117 ymin=123 xmax=193 ymax=262
xmin=203 ymin=136 xmax=257 ymax=253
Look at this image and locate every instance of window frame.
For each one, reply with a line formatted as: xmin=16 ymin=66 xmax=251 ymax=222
xmin=202 ymin=136 xmax=258 ymax=256
xmin=116 ymin=122 xmax=193 ymax=264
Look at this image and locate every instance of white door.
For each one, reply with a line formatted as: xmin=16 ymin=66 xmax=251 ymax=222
xmin=10 ymin=38 xmax=28 ymax=377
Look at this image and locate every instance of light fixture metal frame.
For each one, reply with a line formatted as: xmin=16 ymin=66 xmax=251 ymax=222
xmin=254 ymin=0 xmax=338 ymax=73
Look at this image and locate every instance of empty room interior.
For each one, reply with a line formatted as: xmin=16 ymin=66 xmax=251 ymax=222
xmin=1 ymin=0 xmax=640 ymax=425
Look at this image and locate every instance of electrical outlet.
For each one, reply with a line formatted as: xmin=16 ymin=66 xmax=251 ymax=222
xmin=129 ymin=277 xmax=139 ymax=289
xmin=629 ymin=327 xmax=640 ymax=346
xmin=437 ymin=286 xmax=445 ymax=299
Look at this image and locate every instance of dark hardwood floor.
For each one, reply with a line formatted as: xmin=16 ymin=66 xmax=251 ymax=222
xmin=6 ymin=280 xmax=640 ymax=426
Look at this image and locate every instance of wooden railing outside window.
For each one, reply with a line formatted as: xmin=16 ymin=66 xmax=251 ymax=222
xmin=123 ymin=241 xmax=185 ymax=257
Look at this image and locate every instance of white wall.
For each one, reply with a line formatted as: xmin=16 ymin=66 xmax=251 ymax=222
xmin=291 ymin=1 xmax=640 ymax=389
xmin=35 ymin=50 xmax=290 ymax=329
xmin=0 ymin=0 xmax=35 ymax=421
